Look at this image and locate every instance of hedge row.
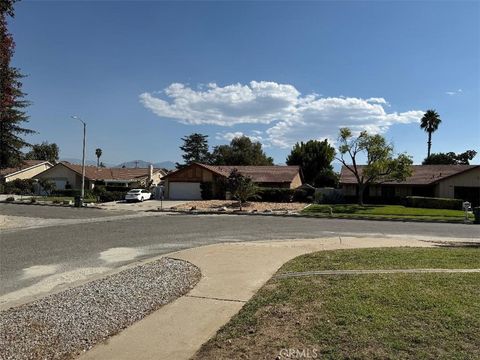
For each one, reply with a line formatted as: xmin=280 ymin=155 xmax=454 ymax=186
xmin=255 ymin=187 xmax=313 ymax=203
xmin=405 ymin=196 xmax=463 ymax=210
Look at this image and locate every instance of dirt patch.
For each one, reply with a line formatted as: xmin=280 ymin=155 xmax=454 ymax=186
xmin=174 ymin=200 xmax=307 ymax=213
xmin=193 ymin=299 xmax=317 ymax=360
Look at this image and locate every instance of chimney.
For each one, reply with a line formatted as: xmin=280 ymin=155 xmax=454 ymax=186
xmin=148 ymin=164 xmax=153 ymax=183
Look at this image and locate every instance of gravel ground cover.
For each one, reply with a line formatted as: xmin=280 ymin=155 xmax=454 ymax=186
xmin=0 ymin=257 xmax=201 ymax=360
xmin=174 ymin=200 xmax=306 ymax=212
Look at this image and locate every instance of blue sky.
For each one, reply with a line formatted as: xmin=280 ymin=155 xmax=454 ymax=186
xmin=9 ymin=1 xmax=479 ymax=165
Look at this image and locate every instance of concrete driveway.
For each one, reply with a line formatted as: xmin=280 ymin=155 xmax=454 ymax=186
xmin=95 ymin=199 xmax=186 ymax=212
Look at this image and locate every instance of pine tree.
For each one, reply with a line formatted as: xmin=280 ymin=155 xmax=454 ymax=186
xmin=0 ymin=0 xmax=35 ymax=169
xmin=176 ymin=133 xmax=210 ymax=168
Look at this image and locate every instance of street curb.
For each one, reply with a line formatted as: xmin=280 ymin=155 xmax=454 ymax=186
xmin=149 ymin=208 xmax=475 ymax=225
xmin=0 ymin=200 xmax=102 ymax=209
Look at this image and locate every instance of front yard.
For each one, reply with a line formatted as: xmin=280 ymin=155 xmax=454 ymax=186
xmin=173 ymin=200 xmax=307 ymax=212
xmin=194 ymin=247 xmax=480 ymax=360
xmin=302 ymin=204 xmax=473 ymax=222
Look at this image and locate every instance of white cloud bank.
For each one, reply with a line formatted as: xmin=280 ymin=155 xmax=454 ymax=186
xmin=140 ymin=81 xmax=423 ymax=148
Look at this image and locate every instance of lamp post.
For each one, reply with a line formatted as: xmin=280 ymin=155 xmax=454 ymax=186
xmin=71 ymin=116 xmax=86 ymax=206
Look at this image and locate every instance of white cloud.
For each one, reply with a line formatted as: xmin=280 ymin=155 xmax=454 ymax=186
xmin=215 ymin=131 xmax=265 ymax=143
xmin=445 ymin=89 xmax=463 ymax=96
xmin=140 ymin=81 xmax=423 ymax=148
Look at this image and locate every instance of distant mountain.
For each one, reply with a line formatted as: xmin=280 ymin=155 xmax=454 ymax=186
xmin=60 ymin=158 xmax=114 ymax=167
xmin=116 ymin=160 xmax=176 ymax=170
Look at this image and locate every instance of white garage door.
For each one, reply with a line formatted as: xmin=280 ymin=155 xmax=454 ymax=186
xmin=169 ymin=182 xmax=202 ymax=200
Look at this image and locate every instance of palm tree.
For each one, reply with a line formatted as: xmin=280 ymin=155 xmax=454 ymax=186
xmin=95 ymin=148 xmax=102 ymax=168
xmin=420 ymin=110 xmax=442 ymax=158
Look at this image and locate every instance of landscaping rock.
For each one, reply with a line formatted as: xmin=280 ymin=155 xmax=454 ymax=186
xmin=0 ymin=258 xmax=201 ymax=360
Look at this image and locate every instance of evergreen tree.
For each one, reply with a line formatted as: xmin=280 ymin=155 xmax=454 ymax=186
xmin=286 ymin=139 xmax=337 ymax=187
xmin=0 ymin=0 xmax=35 ymax=169
xmin=211 ymin=136 xmax=273 ymax=166
xmin=176 ymin=133 xmax=210 ymax=168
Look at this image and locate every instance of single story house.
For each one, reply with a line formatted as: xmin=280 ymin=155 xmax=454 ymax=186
xmin=163 ymin=162 xmax=302 ymax=200
xmin=0 ymin=160 xmax=53 ymax=183
xmin=340 ymin=165 xmax=480 ymax=206
xmin=35 ymin=162 xmax=167 ymax=191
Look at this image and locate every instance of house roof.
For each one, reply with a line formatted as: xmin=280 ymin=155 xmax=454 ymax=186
xmin=54 ymin=162 xmax=166 ymax=181
xmin=0 ymin=160 xmax=52 ymax=178
xmin=166 ymin=163 xmax=301 ymax=183
xmin=339 ymin=165 xmax=480 ymax=185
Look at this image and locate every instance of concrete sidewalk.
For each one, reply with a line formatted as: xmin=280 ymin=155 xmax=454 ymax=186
xmin=78 ymin=235 xmax=452 ymax=360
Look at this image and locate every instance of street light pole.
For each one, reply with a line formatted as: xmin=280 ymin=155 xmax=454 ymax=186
xmin=71 ymin=116 xmax=86 ymax=205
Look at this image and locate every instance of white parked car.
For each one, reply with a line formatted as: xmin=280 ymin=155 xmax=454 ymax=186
xmin=125 ymin=189 xmax=151 ymax=202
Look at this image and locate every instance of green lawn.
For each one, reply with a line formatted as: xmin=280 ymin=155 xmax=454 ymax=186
xmin=302 ymin=204 xmax=473 ymax=222
xmin=194 ymin=248 xmax=480 ymax=360
xmin=284 ymin=247 xmax=480 ymax=272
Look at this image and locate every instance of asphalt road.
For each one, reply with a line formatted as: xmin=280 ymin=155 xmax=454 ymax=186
xmin=1 ymin=205 xmax=479 ymax=304
xmin=0 ymin=202 xmax=133 ymax=219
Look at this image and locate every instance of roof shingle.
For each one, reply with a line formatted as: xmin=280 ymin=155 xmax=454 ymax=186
xmin=58 ymin=162 xmax=165 ymax=181
xmin=166 ymin=163 xmax=301 ymax=183
xmin=339 ymin=165 xmax=479 ymax=185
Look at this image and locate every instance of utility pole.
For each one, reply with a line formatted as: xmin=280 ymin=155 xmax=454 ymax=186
xmin=71 ymin=116 xmax=86 ymax=206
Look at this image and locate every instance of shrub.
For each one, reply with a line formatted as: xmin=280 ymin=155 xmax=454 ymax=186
xmin=200 ymin=182 xmax=213 ymax=200
xmin=99 ymin=191 xmax=126 ymax=202
xmin=227 ymin=170 xmax=259 ymax=209
xmin=3 ymin=179 xmax=35 ymax=195
xmin=105 ymin=185 xmax=131 ymax=192
xmin=6 ymin=196 xmax=15 ymax=202
xmin=292 ymin=187 xmax=316 ymax=203
xmin=30 ymin=197 xmax=37 ymax=203
xmin=405 ymin=196 xmax=463 ymax=210
xmin=315 ymin=188 xmax=345 ymax=204
xmin=38 ymin=179 xmax=56 ymax=195
xmin=91 ymin=185 xmax=126 ymax=202
xmin=53 ymin=189 xmax=78 ymax=197
xmin=257 ymin=188 xmax=294 ymax=203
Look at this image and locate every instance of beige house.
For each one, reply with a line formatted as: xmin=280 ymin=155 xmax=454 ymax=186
xmin=340 ymin=165 xmax=480 ymax=206
xmin=0 ymin=160 xmax=53 ymax=183
xmin=163 ymin=163 xmax=303 ymax=200
xmin=35 ymin=162 xmax=167 ymax=190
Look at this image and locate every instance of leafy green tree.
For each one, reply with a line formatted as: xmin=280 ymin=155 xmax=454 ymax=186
xmin=420 ymin=109 xmax=442 ymax=158
xmin=422 ymin=150 xmax=477 ymax=165
xmin=337 ymin=128 xmax=413 ymax=206
xmin=286 ymin=139 xmax=337 ymax=187
xmin=227 ymin=169 xmax=258 ymax=210
xmin=211 ymin=136 xmax=273 ymax=165
xmin=0 ymin=0 xmax=35 ymax=169
xmin=25 ymin=142 xmax=59 ymax=163
xmin=177 ymin=133 xmax=210 ymax=168
xmin=95 ymin=148 xmax=102 ymax=167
